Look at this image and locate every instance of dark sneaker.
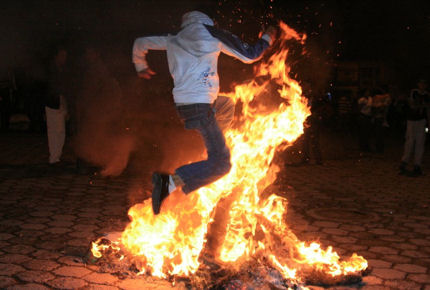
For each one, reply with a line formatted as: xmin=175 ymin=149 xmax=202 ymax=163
xmin=408 ymin=166 xmax=423 ymax=177
xmin=398 ymin=162 xmax=408 ymax=175
xmin=152 ymin=173 xmax=170 ymax=215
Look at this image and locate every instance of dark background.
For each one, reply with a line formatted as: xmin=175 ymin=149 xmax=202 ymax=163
xmin=1 ymin=0 xmax=430 ymax=86
xmin=1 ymin=0 xmax=429 ymax=173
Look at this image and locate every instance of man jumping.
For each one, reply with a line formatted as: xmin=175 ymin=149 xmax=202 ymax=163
xmin=133 ymin=11 xmax=276 ymax=214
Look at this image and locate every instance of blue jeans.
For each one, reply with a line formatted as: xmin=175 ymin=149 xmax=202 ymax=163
xmin=175 ymin=96 xmax=234 ymax=194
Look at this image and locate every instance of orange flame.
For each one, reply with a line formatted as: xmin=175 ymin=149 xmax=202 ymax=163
xmin=92 ymin=22 xmax=367 ymax=283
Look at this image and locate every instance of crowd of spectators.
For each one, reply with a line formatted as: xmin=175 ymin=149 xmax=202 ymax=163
xmin=0 ymin=51 xmax=428 ymax=177
xmin=296 ymin=80 xmax=429 ymax=177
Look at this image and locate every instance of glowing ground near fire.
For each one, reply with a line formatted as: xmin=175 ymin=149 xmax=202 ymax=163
xmin=91 ymin=22 xmax=368 ymax=287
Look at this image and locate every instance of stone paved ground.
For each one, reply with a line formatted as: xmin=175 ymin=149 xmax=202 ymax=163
xmin=0 ymin=132 xmax=429 ymax=289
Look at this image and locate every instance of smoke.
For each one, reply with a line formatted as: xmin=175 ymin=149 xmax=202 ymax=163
xmin=73 ymin=47 xmax=136 ymax=176
xmin=72 ymin=43 xmax=208 ymax=180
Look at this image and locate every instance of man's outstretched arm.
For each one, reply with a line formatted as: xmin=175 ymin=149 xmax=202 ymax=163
xmin=132 ymin=36 xmax=168 ymax=78
xmin=205 ymin=25 xmax=276 ymax=63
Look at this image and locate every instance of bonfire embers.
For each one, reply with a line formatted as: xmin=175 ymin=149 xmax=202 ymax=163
xmin=88 ymin=237 xmax=367 ymax=289
xmin=91 ymin=21 xmax=368 ymax=288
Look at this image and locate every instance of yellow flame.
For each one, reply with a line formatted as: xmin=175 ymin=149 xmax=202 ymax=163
xmin=91 ymin=238 xmax=121 ymax=258
xmin=92 ymin=21 xmax=367 ymax=283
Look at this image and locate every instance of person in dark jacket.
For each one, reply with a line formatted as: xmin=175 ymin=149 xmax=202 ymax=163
xmin=0 ymin=70 xmax=15 ymax=131
xmin=301 ymin=89 xmax=331 ymax=165
xmin=357 ymin=89 xmax=373 ymax=152
xmin=45 ymin=47 xmax=69 ymax=164
xmin=399 ymin=79 xmax=430 ymax=176
xmin=371 ymin=89 xmax=391 ymax=153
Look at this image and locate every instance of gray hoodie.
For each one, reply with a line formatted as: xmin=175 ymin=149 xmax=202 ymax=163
xmin=133 ymin=11 xmax=272 ymax=104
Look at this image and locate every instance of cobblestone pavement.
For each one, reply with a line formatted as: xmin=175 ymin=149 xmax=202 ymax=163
xmin=0 ymin=132 xmax=429 ymax=289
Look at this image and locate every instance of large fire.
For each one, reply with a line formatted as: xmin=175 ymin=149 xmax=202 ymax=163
xmin=92 ymin=22 xmax=367 ymax=286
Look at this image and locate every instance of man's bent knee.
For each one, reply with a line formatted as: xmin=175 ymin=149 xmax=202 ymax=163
xmin=221 ymin=159 xmax=232 ymax=175
xmin=207 ymin=151 xmax=231 ymax=177
xmin=215 ymin=154 xmax=232 ymax=176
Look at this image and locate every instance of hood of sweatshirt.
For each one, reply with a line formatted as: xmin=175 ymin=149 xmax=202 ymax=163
xmin=175 ymin=11 xmax=218 ymax=57
xmin=181 ymin=11 xmax=214 ymax=28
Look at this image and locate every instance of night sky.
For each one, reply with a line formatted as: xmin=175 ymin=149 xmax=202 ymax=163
xmin=1 ymin=0 xmax=430 ymax=87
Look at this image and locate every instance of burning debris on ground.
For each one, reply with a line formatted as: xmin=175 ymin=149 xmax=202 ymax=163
xmin=87 ymin=237 xmax=367 ymax=289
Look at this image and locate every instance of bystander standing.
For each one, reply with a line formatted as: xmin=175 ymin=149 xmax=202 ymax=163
xmin=337 ymin=94 xmax=353 ymax=135
xmin=357 ymin=89 xmax=373 ymax=152
xmin=372 ymin=88 xmax=391 ymax=153
xmin=399 ymin=79 xmax=429 ymax=176
xmin=301 ymin=90 xmax=332 ymax=165
xmin=44 ymin=46 xmax=70 ymax=164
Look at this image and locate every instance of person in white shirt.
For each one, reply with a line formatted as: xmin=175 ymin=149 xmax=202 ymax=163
xmin=45 ymin=47 xmax=69 ymax=164
xmin=133 ymin=11 xmax=276 ymax=214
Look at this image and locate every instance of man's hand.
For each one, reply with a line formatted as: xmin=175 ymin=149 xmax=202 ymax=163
xmin=264 ymin=26 xmax=278 ymax=43
xmin=137 ymin=68 xmax=156 ymax=80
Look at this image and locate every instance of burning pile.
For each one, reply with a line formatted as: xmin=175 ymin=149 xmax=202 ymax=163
xmin=91 ymin=22 xmax=367 ymax=287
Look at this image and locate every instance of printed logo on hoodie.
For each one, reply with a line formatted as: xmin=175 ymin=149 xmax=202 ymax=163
xmin=199 ymin=67 xmax=216 ymax=88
